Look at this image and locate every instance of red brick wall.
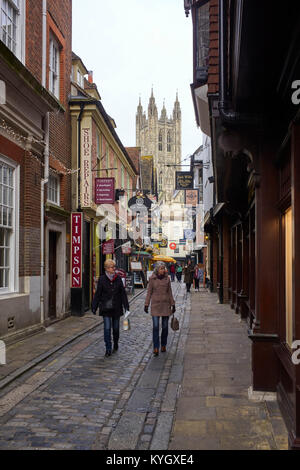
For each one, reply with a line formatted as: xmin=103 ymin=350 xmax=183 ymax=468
xmin=47 ymin=0 xmax=72 ymax=213
xmin=25 ymin=0 xmax=72 ymax=278
xmin=25 ymin=0 xmax=43 ymax=82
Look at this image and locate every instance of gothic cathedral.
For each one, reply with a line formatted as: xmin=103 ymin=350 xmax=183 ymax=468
xmin=136 ymin=89 xmax=182 ymax=202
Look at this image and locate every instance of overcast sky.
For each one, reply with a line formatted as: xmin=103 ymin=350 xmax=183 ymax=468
xmin=72 ymin=0 xmax=203 ymax=162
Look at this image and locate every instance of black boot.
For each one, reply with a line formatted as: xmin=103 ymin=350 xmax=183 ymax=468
xmin=113 ymin=342 xmax=118 ymax=352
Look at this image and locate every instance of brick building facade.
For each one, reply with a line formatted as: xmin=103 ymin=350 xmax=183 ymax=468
xmin=0 ymin=0 xmax=72 ymax=341
xmin=185 ymin=0 xmax=300 ymax=449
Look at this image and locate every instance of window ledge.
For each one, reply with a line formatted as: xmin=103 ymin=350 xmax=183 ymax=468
xmin=0 ymin=292 xmax=29 ymax=301
xmin=45 ymin=202 xmax=70 ymax=218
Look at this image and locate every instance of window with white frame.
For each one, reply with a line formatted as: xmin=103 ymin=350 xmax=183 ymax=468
xmin=1 ymin=0 xmax=25 ymax=61
xmin=77 ymin=69 xmax=84 ymax=88
xmin=47 ymin=172 xmax=60 ymax=206
xmin=49 ymin=34 xmax=60 ymax=99
xmin=0 ymin=159 xmax=16 ymax=292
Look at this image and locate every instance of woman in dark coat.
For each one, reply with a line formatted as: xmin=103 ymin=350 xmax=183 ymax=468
xmin=92 ymin=259 xmax=129 ymax=357
xmin=144 ymin=262 xmax=175 ymax=356
xmin=184 ymin=259 xmax=194 ymax=293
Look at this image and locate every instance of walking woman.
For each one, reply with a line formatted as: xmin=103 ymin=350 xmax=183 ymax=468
xmin=92 ymin=259 xmax=129 ymax=357
xmin=144 ymin=262 xmax=176 ymax=356
xmin=184 ymin=259 xmax=194 ymax=293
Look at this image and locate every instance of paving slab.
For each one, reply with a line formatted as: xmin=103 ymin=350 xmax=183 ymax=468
xmin=168 ymin=290 xmax=289 ymax=450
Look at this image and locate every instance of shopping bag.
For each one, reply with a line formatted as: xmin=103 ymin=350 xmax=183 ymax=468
xmin=171 ymin=315 xmax=179 ymax=331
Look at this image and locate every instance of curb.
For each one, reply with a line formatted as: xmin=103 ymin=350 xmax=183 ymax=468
xmin=0 ymin=288 xmax=146 ymax=392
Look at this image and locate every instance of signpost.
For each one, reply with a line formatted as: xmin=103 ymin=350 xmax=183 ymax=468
xmin=71 ymin=213 xmax=83 ymax=288
xmin=175 ymin=172 xmax=194 ymax=190
xmin=95 ymin=178 xmax=115 ymax=205
xmin=102 ymin=239 xmax=115 ymax=255
xmin=125 ymin=272 xmax=134 ymax=295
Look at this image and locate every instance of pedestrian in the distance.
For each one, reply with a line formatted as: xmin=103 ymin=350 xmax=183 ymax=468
xmin=184 ymin=259 xmax=194 ymax=293
xmin=176 ymin=263 xmax=183 ymax=282
xmin=194 ymin=263 xmax=204 ymax=291
xmin=170 ymin=263 xmax=176 ymax=282
xmin=144 ymin=261 xmax=175 ymax=356
xmin=92 ymin=259 xmax=129 ymax=357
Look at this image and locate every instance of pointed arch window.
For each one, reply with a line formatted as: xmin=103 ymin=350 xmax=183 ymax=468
xmin=167 ymin=132 xmax=171 ymax=152
xmin=158 ymin=172 xmax=163 ymax=192
xmin=158 ymin=131 xmax=163 ymax=152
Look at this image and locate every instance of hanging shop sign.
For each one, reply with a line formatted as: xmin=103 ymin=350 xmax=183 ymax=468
xmin=184 ymin=229 xmax=196 ymax=240
xmin=121 ymin=241 xmax=132 ymax=254
xmin=169 ymin=243 xmax=177 ymax=250
xmin=81 ymin=126 xmax=92 ymax=208
xmin=71 ymin=213 xmax=83 ymax=288
xmin=102 ymin=239 xmax=115 ymax=255
xmin=175 ymin=172 xmax=194 ymax=190
xmin=95 ymin=177 xmax=115 ymax=205
xmin=128 ymin=194 xmax=152 ymax=210
xmin=185 ymin=189 xmax=199 ymax=206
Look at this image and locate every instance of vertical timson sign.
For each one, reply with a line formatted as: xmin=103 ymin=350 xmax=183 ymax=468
xmin=71 ymin=213 xmax=83 ymax=288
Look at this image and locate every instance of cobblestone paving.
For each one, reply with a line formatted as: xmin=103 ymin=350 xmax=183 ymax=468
xmin=0 ymin=284 xmax=289 ymax=450
xmin=0 ymin=283 xmax=184 ymax=450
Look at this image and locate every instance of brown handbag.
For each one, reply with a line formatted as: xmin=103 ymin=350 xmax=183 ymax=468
xmin=171 ymin=315 xmax=179 ymax=331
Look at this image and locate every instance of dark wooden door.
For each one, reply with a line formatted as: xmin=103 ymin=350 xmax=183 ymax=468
xmin=49 ymin=231 xmax=57 ymax=319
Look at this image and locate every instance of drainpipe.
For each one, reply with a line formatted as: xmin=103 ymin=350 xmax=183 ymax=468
xmin=42 ymin=0 xmax=47 ymax=88
xmin=41 ymin=113 xmax=49 ymax=325
xmin=218 ymin=0 xmax=261 ymax=126
xmin=40 ymin=0 xmax=48 ymax=325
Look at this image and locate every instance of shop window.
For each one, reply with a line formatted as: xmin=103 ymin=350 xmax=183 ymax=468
xmin=285 ymin=207 xmax=293 ymax=347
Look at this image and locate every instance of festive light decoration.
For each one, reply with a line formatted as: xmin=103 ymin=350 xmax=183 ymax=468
xmin=0 ymin=118 xmax=79 ymax=176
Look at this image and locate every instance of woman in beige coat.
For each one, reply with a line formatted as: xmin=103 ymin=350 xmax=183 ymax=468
xmin=144 ymin=262 xmax=176 ymax=356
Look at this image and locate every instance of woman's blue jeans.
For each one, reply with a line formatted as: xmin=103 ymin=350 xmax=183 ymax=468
xmin=152 ymin=316 xmax=169 ymax=350
xmin=103 ymin=317 xmax=120 ymax=352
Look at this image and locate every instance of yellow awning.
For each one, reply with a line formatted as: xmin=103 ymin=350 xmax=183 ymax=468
xmin=151 ymin=255 xmax=177 ymax=263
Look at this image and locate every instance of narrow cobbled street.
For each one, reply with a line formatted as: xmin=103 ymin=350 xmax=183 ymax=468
xmin=0 ymin=283 xmax=288 ymax=450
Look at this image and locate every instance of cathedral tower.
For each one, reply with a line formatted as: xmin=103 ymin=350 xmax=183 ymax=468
xmin=136 ymin=89 xmax=182 ymax=202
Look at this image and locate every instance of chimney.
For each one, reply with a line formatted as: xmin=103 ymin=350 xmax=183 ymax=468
xmin=88 ymin=71 xmax=93 ymax=84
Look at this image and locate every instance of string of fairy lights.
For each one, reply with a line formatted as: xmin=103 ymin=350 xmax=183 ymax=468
xmin=0 ymin=118 xmax=79 ymax=176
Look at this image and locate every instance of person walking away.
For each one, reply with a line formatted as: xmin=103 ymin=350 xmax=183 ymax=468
xmin=92 ymin=259 xmax=129 ymax=357
xmin=144 ymin=262 xmax=175 ymax=356
xmin=194 ymin=265 xmax=200 ymax=291
xmin=170 ymin=263 xmax=176 ymax=282
xmin=184 ymin=259 xmax=194 ymax=293
xmin=176 ymin=264 xmax=183 ymax=282
xmin=194 ymin=263 xmax=204 ymax=291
